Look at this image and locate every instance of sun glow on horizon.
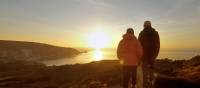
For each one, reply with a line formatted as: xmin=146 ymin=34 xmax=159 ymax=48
xmin=87 ymin=27 xmax=110 ymax=61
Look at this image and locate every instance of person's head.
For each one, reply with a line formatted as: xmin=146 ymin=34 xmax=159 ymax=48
xmin=126 ymin=28 xmax=134 ymax=35
xmin=143 ymin=21 xmax=152 ymax=28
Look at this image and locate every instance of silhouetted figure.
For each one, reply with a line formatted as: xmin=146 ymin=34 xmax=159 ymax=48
xmin=117 ymin=28 xmax=143 ymax=88
xmin=139 ymin=21 xmax=160 ymax=88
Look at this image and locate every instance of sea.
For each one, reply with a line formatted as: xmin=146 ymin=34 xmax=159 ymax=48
xmin=42 ymin=48 xmax=200 ymax=66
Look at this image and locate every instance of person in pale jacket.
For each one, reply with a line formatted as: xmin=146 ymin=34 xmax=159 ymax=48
xmin=117 ymin=28 xmax=143 ymax=88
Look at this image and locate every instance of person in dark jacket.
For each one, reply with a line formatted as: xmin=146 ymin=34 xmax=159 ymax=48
xmin=138 ymin=21 xmax=160 ymax=88
xmin=117 ymin=28 xmax=143 ymax=88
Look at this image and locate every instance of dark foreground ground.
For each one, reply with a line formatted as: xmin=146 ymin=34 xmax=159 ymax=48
xmin=0 ymin=56 xmax=200 ymax=88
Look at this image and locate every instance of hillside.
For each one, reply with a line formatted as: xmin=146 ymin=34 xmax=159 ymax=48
xmin=0 ymin=56 xmax=200 ymax=88
xmin=0 ymin=40 xmax=80 ymax=61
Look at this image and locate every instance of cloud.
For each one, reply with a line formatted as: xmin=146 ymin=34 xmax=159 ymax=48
xmin=75 ymin=0 xmax=111 ymax=7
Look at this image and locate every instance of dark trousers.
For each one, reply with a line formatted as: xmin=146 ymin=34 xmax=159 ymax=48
xmin=123 ymin=66 xmax=137 ymax=88
xmin=142 ymin=62 xmax=154 ymax=88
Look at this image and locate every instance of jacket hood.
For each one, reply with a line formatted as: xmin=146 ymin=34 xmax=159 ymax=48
xmin=142 ymin=27 xmax=157 ymax=36
xmin=143 ymin=27 xmax=156 ymax=33
xmin=122 ymin=33 xmax=136 ymax=40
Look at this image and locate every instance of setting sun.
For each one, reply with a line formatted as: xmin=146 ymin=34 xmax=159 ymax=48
xmin=87 ymin=28 xmax=110 ymax=49
xmin=86 ymin=27 xmax=110 ymax=61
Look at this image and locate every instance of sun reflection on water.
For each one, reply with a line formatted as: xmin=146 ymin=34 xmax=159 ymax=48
xmin=93 ymin=49 xmax=103 ymax=61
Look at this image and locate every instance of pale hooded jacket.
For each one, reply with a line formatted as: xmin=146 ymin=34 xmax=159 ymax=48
xmin=117 ymin=33 xmax=143 ymax=66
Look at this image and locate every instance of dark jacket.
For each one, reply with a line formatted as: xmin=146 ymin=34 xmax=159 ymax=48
xmin=138 ymin=27 xmax=160 ymax=65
